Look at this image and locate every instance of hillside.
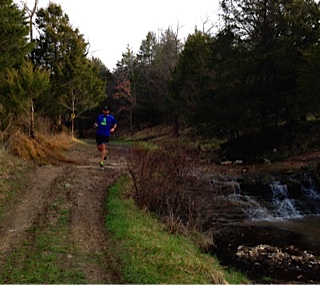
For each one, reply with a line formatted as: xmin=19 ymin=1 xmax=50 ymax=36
xmin=1 ymin=124 xmax=320 ymax=283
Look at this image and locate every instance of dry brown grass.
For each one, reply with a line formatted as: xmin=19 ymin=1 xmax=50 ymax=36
xmin=126 ymin=143 xmax=218 ymax=252
xmin=7 ymin=130 xmax=75 ymax=165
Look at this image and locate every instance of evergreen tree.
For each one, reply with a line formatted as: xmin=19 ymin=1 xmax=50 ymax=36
xmin=216 ymin=0 xmax=320 ymax=136
xmin=134 ymin=29 xmax=182 ymax=128
xmin=0 ymin=0 xmax=31 ymax=71
xmin=0 ymin=60 xmax=50 ymax=137
xmin=33 ymin=3 xmax=106 ymax=130
xmin=152 ymin=27 xmax=182 ymax=100
xmin=168 ymin=30 xmax=214 ymax=134
xmin=113 ymin=46 xmax=137 ymax=128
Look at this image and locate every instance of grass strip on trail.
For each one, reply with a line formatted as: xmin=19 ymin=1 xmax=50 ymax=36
xmin=105 ymin=176 xmax=249 ymax=284
xmin=0 ymin=207 xmax=86 ymax=284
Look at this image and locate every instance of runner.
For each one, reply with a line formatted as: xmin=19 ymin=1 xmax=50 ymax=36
xmin=93 ymin=106 xmax=117 ymax=167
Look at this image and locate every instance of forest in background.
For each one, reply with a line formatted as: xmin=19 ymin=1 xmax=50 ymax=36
xmin=2 ymin=0 xmax=320 ymax=162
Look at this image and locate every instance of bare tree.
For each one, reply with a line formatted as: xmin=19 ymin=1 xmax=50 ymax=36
xmin=21 ymin=0 xmax=39 ymax=138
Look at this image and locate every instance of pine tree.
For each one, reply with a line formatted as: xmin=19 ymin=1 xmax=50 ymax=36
xmin=0 ymin=0 xmax=31 ymax=71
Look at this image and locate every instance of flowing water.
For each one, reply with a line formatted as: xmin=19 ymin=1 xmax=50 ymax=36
xmin=212 ymin=174 xmax=320 ymax=282
xmin=226 ymin=176 xmax=320 ymax=252
xmin=229 ymin=177 xmax=320 ymax=218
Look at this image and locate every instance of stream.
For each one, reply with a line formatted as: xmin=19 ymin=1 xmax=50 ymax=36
xmin=211 ymin=172 xmax=320 ymax=283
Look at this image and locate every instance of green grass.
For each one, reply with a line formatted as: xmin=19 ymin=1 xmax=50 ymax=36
xmin=105 ymin=176 xmax=249 ymax=284
xmin=0 ymin=138 xmax=249 ymax=284
xmin=0 ymin=197 xmax=86 ymax=284
xmin=0 ymin=147 xmax=27 ymax=221
xmin=0 ymin=147 xmax=84 ymax=284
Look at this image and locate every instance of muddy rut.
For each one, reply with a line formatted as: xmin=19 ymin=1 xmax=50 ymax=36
xmin=0 ymin=140 xmax=130 ymax=283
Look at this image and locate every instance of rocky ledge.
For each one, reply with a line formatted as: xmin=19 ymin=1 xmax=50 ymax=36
xmin=211 ymin=224 xmax=320 ymax=284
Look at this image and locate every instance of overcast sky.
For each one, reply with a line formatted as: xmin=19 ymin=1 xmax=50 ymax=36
xmin=15 ymin=0 xmax=221 ymax=70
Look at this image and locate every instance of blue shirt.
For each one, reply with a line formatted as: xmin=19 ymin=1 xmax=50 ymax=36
xmin=95 ymin=114 xmax=117 ymax=136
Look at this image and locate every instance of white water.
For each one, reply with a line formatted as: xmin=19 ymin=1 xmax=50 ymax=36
xmin=270 ymin=181 xmax=302 ymax=219
xmin=223 ymin=177 xmax=320 ymax=258
xmin=300 ymin=176 xmax=320 ymax=201
xmin=228 ymin=179 xmax=320 ymax=221
xmin=228 ymin=194 xmax=273 ymax=220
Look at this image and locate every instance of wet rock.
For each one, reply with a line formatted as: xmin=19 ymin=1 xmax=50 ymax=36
xmin=240 ymin=181 xmax=272 ymax=197
xmin=286 ymin=180 xmax=302 ymax=199
xmin=235 ymin=244 xmax=320 ymax=283
xmin=211 ymin=224 xmax=320 ymax=284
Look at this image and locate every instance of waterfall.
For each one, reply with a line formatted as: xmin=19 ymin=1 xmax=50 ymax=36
xmin=300 ymin=178 xmax=320 ymax=215
xmin=215 ymin=171 xmax=320 ymax=221
xmin=227 ymin=178 xmax=320 ymax=220
xmin=300 ymin=176 xmax=320 ymax=201
xmin=228 ymin=193 xmax=300 ymax=221
xmin=270 ymin=181 xmax=302 ymax=219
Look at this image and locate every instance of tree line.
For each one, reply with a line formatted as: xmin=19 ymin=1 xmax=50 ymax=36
xmin=0 ymin=0 xmax=108 ymax=139
xmin=1 ymin=0 xmax=320 ymax=142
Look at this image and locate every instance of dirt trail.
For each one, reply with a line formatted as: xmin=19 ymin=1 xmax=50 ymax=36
xmin=0 ymin=166 xmax=64 ymax=264
xmin=2 ymin=136 xmax=319 ymax=283
xmin=0 ymin=140 xmax=130 ymax=283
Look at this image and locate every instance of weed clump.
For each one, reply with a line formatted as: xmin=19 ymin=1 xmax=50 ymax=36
xmin=7 ymin=130 xmax=74 ymax=165
xmin=126 ymin=144 xmax=218 ymax=250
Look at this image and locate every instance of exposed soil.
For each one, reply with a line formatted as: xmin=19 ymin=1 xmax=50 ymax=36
xmin=0 ymin=138 xmax=319 ymax=284
xmin=0 ymin=140 xmax=130 ymax=283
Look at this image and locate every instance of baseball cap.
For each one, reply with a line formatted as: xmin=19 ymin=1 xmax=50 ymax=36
xmin=102 ymin=106 xmax=109 ymax=111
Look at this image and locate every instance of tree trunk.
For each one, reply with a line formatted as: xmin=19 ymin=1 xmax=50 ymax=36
xmin=30 ymin=97 xmax=35 ymax=139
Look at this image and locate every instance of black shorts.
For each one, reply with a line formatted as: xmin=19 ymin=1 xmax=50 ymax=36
xmin=96 ymin=134 xmax=109 ymax=145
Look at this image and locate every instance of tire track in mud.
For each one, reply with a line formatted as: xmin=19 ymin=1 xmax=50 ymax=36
xmin=0 ymin=165 xmax=64 ymax=268
xmin=65 ymin=142 xmax=129 ymax=283
xmin=0 ymin=141 xmax=130 ymax=283
xmin=65 ymin=147 xmax=127 ymax=283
